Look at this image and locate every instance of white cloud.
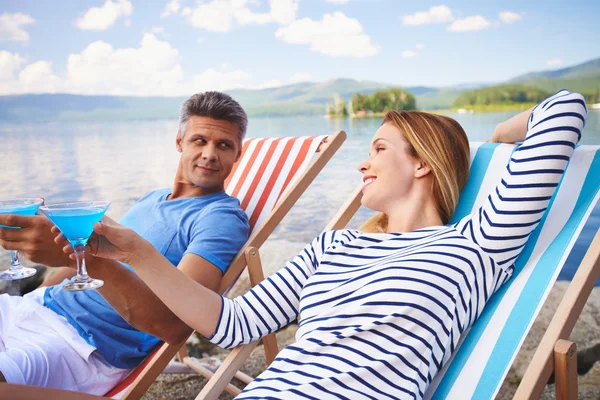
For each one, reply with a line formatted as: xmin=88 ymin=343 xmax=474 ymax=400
xmin=401 ymin=5 xmax=453 ymax=26
xmin=547 ymin=58 xmax=562 ymax=67
xmin=324 ymin=0 xmax=349 ymax=4
xmin=0 ymin=35 xmax=254 ymax=96
xmin=0 ymin=51 xmax=26 ymax=81
xmin=0 ymin=13 xmax=35 ymax=42
xmin=190 ymin=68 xmax=252 ymax=91
xmin=275 ymin=12 xmax=379 ymax=58
xmin=181 ymin=7 xmax=193 ymax=17
xmin=499 ymin=11 xmax=523 ymax=24
xmin=65 ymin=34 xmax=183 ymax=94
xmin=448 ymin=15 xmax=491 ymax=32
xmin=256 ymin=79 xmax=283 ymax=89
xmin=76 ymin=0 xmax=133 ymax=31
xmin=184 ymin=0 xmax=298 ymax=32
xmin=19 ymin=61 xmax=61 ymax=92
xmin=416 ymin=43 xmax=425 ymax=49
xmin=289 ymin=72 xmax=312 ymax=83
xmin=401 ymin=50 xmax=416 ymax=58
xmin=161 ymin=0 xmax=181 ymax=18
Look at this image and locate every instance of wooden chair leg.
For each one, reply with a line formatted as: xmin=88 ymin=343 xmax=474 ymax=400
xmin=554 ymin=340 xmax=578 ymax=400
xmin=246 ymin=247 xmax=280 ymax=366
xmin=183 ymin=357 xmax=242 ymax=398
xmin=177 ymin=342 xmax=189 ymax=361
xmin=262 ymin=333 xmax=279 ymax=365
xmin=196 ymin=342 xmax=259 ymax=400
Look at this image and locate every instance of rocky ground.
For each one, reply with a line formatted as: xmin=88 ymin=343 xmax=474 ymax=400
xmin=2 ymin=248 xmax=599 ymax=399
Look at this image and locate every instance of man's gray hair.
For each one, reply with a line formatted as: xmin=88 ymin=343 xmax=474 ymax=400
xmin=179 ymin=91 xmax=248 ymax=141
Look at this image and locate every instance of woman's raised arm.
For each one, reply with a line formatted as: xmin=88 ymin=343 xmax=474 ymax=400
xmin=455 ymin=90 xmax=587 ymax=271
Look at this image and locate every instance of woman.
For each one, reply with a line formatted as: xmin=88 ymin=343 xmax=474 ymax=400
xmin=62 ymin=90 xmax=587 ymax=399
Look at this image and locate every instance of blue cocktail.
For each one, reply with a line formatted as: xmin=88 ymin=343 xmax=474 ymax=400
xmin=0 ymin=198 xmax=44 ymax=280
xmin=40 ymin=201 xmax=110 ymax=291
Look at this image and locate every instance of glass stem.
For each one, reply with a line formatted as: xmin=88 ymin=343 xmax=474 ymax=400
xmin=73 ymin=244 xmax=89 ymax=279
xmin=10 ymin=250 xmax=23 ymax=270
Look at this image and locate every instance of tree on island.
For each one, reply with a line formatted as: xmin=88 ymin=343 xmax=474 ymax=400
xmin=327 ymin=94 xmax=348 ymax=118
xmin=350 ymin=88 xmax=417 ymax=116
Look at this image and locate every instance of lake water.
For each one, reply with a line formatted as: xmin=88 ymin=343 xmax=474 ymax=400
xmin=1 ymin=110 xmax=599 ymax=284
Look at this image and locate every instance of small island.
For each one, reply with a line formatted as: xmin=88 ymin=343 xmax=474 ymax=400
xmin=326 ymin=88 xmax=417 ymax=118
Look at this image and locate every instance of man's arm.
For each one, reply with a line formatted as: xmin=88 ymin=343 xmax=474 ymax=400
xmin=82 ymin=253 xmax=222 ymax=345
xmin=39 ymin=267 xmax=76 ymax=287
xmin=0 ymin=214 xmax=223 ymax=344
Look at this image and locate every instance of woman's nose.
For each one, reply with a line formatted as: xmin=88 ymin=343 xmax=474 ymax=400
xmin=357 ymin=159 xmax=369 ymax=173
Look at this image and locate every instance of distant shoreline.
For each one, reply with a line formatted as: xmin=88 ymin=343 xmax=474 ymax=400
xmin=334 ymin=102 xmax=600 ymax=118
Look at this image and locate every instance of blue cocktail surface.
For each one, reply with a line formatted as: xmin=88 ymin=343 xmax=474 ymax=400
xmin=43 ymin=208 xmax=107 ymax=246
xmin=0 ymin=203 xmax=41 ymax=228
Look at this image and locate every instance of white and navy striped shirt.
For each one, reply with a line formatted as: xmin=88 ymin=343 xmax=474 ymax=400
xmin=209 ymin=91 xmax=588 ymax=400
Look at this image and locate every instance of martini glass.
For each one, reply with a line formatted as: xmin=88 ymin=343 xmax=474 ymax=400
xmin=0 ymin=198 xmax=44 ymax=280
xmin=40 ymin=201 xmax=110 ymax=292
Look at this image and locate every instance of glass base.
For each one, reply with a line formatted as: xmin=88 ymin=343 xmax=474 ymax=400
xmin=0 ymin=266 xmax=37 ymax=280
xmin=62 ymin=276 xmax=104 ymax=292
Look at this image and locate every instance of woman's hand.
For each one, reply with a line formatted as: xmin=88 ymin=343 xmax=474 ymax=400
xmin=56 ymin=215 xmax=147 ymax=265
xmin=487 ymin=106 xmax=534 ymax=143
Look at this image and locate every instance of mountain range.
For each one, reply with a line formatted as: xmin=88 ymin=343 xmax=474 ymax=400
xmin=0 ymin=57 xmax=598 ymax=122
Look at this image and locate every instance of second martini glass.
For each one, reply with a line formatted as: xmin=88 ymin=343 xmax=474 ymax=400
xmin=40 ymin=201 xmax=110 ymax=292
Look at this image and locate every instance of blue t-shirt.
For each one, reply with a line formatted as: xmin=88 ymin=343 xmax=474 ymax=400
xmin=43 ymin=189 xmax=249 ymax=369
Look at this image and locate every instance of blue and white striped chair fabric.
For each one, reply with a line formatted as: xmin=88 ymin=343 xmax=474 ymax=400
xmin=425 ymin=142 xmax=600 ymax=400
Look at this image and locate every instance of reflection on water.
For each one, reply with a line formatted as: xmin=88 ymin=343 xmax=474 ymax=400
xmin=1 ymin=111 xmax=599 ymax=282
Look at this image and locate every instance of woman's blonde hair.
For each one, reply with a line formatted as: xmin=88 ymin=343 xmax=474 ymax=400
xmin=360 ymin=110 xmax=470 ymax=233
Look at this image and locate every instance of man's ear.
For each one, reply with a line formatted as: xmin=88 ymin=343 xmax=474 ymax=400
xmin=415 ymin=160 xmax=432 ymax=178
xmin=176 ymin=132 xmax=183 ymax=153
xmin=235 ymin=147 xmax=242 ymax=162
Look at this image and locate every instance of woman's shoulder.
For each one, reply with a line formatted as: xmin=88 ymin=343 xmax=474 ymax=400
xmin=311 ymin=229 xmax=362 ymax=248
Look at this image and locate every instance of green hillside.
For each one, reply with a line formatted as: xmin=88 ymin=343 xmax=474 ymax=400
xmin=453 ymin=85 xmax=551 ymax=107
xmin=507 ymin=57 xmax=600 ymax=100
xmin=510 ymin=57 xmax=600 ymax=81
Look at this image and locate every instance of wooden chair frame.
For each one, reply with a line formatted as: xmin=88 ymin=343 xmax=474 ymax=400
xmin=514 ymin=228 xmax=600 ymax=400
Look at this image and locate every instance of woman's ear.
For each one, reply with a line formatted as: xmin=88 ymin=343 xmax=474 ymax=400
xmin=414 ymin=160 xmax=432 ymax=178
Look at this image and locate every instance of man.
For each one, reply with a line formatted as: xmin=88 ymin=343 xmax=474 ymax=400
xmin=0 ymin=92 xmax=250 ymax=395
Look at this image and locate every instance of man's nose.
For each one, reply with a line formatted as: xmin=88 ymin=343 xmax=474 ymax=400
xmin=202 ymin=144 xmax=218 ymax=161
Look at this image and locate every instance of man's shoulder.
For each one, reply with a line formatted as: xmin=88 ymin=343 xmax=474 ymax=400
xmin=203 ymin=192 xmax=243 ymax=211
xmin=138 ymin=188 xmax=170 ymax=203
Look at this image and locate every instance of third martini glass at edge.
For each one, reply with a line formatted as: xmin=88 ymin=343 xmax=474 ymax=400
xmin=40 ymin=201 xmax=110 ymax=292
xmin=0 ymin=198 xmax=44 ymax=280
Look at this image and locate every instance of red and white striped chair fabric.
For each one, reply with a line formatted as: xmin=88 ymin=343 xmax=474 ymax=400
xmin=226 ymin=136 xmax=325 ymax=232
xmin=105 ymin=135 xmax=328 ymax=399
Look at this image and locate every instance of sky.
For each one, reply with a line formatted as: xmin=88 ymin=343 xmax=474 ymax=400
xmin=0 ymin=0 xmax=599 ymax=96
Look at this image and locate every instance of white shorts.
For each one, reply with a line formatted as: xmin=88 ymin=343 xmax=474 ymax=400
xmin=0 ymin=288 xmax=131 ymax=395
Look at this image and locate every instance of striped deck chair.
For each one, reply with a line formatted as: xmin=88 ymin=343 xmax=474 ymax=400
xmin=198 ymin=142 xmax=600 ymax=400
xmin=101 ymin=131 xmax=346 ymax=399
xmin=423 ymin=142 xmax=600 ymax=399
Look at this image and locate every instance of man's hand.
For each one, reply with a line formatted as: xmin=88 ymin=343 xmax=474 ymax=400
xmin=0 ymin=214 xmax=74 ymax=267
